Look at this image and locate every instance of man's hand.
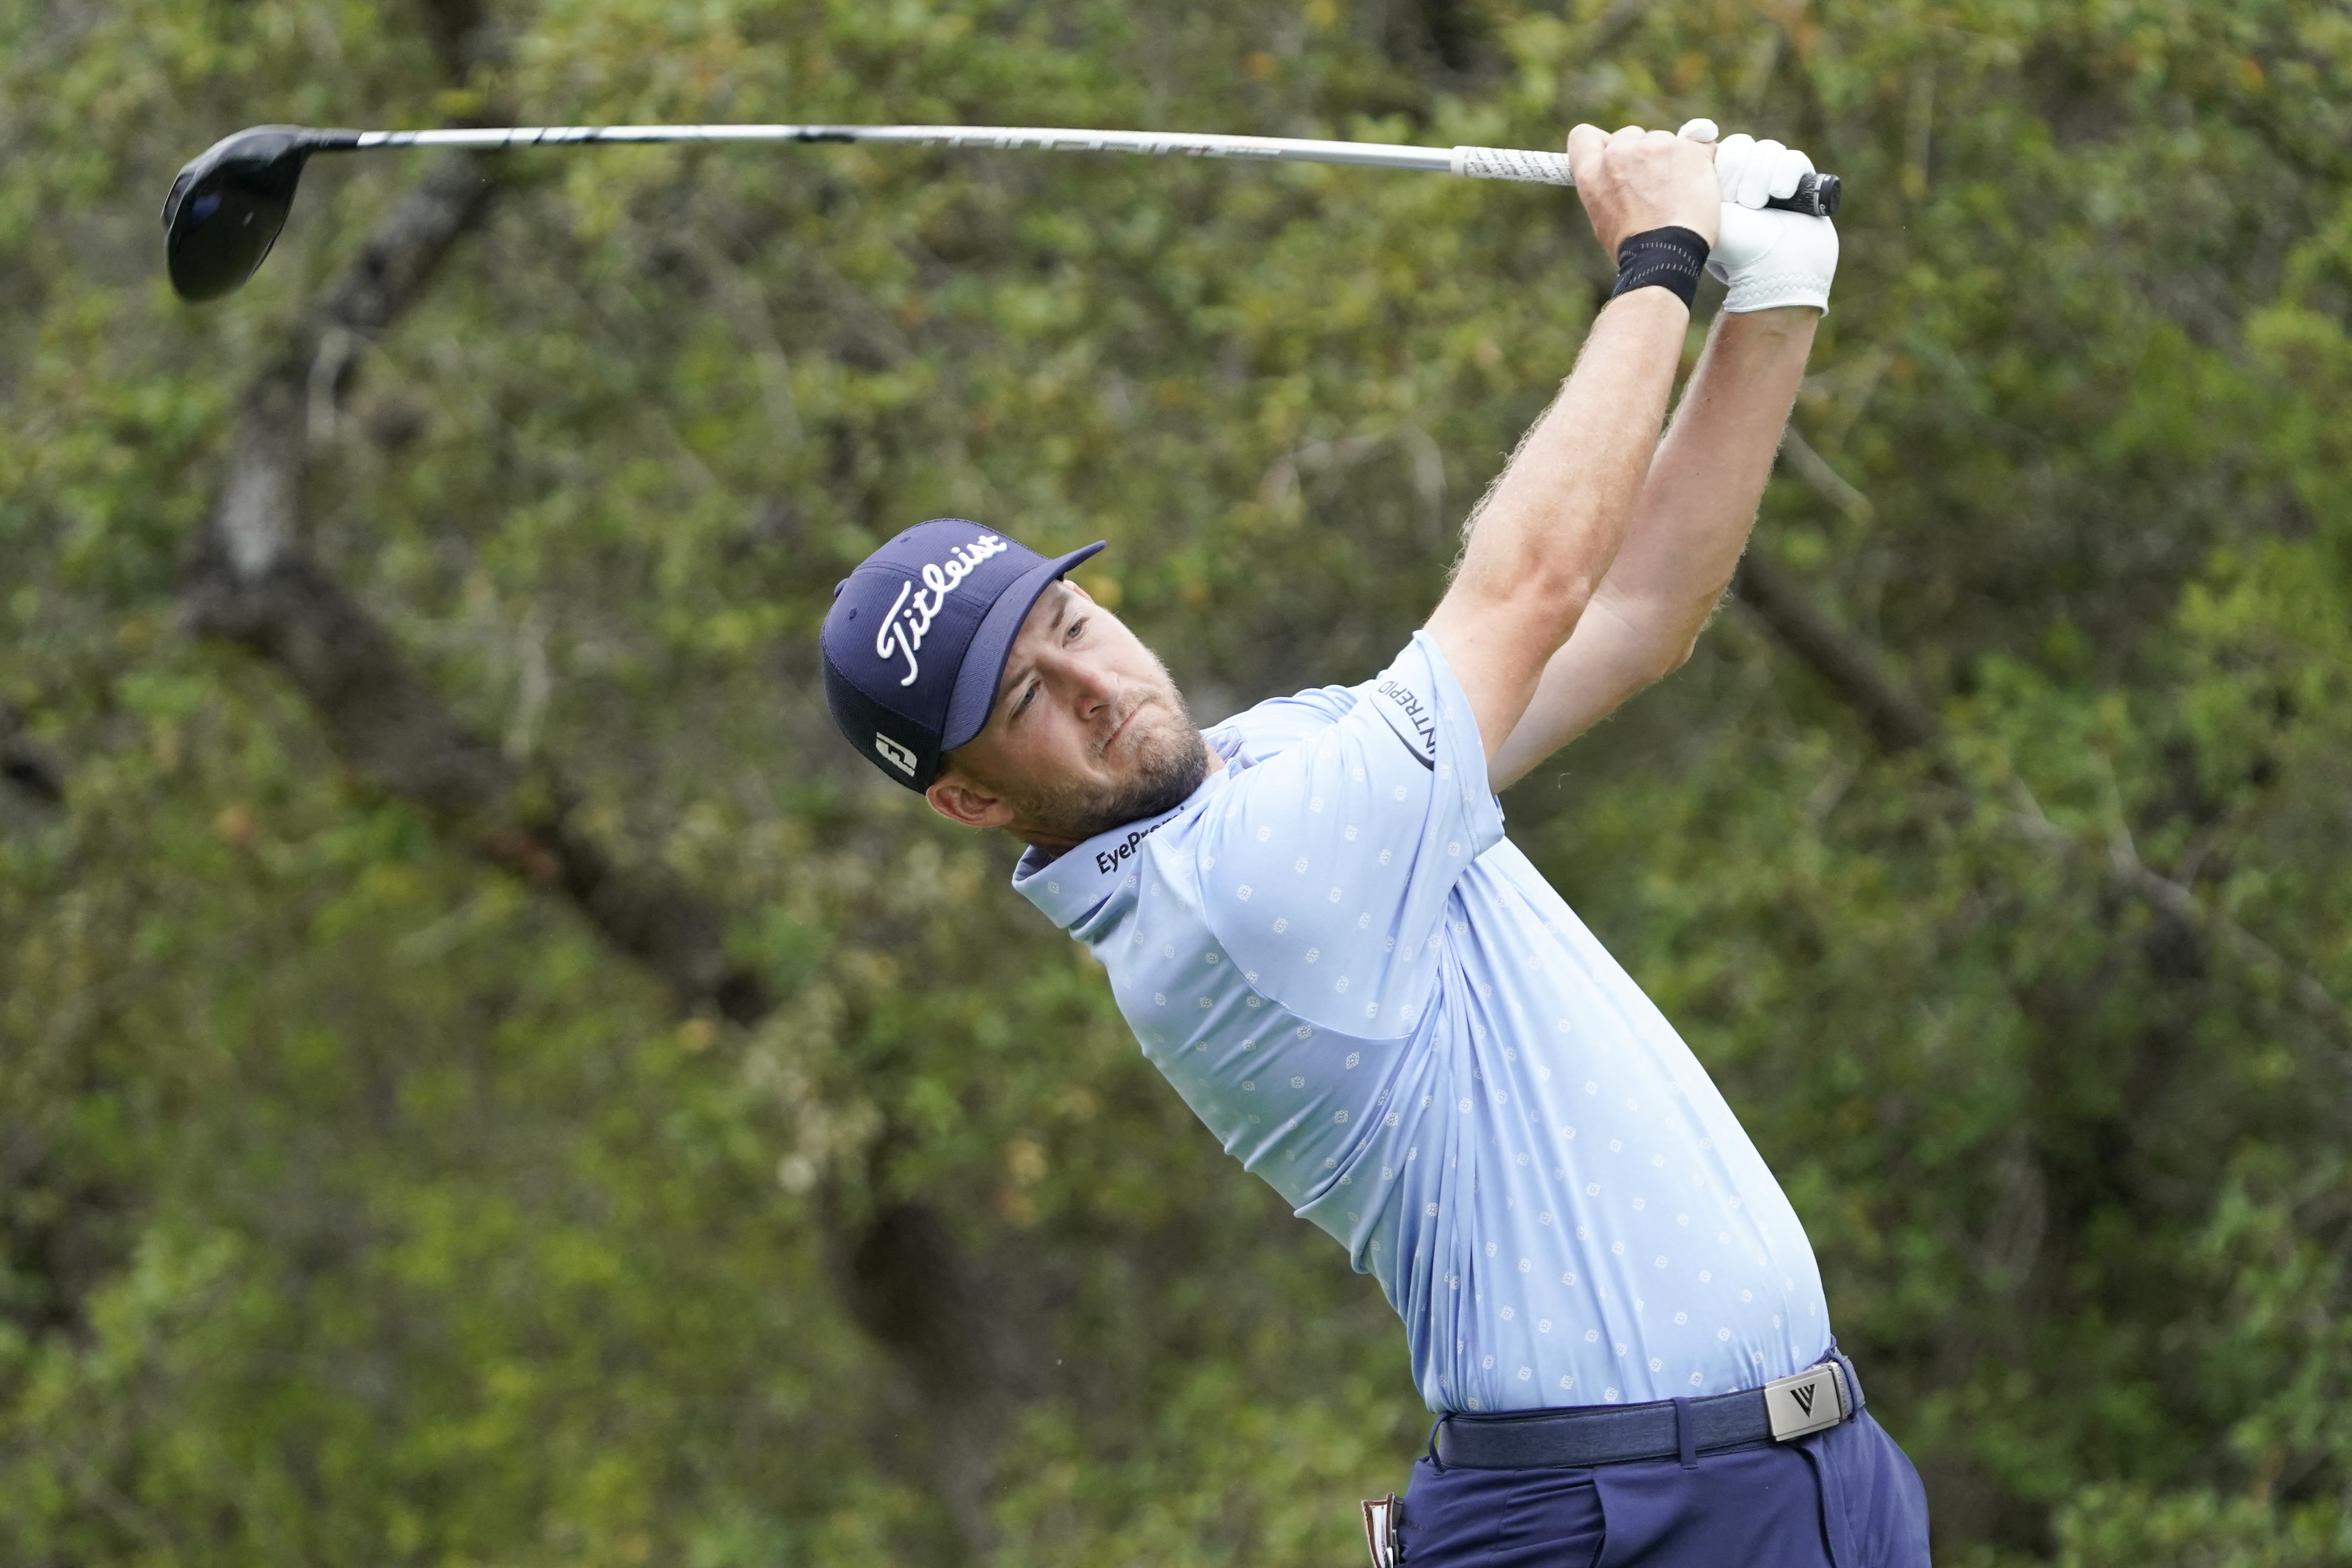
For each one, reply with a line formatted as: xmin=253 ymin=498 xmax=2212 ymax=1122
xmin=1566 ymin=124 xmax=1723 ymax=256
xmin=1676 ymin=120 xmax=1839 ymax=315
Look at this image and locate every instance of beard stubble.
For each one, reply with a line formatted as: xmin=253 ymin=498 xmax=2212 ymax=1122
xmin=994 ymin=680 xmax=1212 ymax=846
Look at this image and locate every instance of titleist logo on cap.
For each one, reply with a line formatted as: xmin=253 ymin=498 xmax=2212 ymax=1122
xmin=876 ymin=533 xmax=1012 ymax=686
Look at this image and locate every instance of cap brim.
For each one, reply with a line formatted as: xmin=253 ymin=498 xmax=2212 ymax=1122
xmin=939 ymin=540 xmax=1107 ymax=754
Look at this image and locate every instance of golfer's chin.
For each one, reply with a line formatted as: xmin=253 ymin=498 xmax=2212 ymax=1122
xmin=1102 ymin=696 xmax=1173 ymax=760
xmin=1115 ymin=703 xmax=1209 ymax=778
xmin=1019 ymin=710 xmax=1210 ymax=847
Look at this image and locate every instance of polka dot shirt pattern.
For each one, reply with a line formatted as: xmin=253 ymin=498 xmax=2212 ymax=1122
xmin=1014 ymin=632 xmax=1828 ymax=1414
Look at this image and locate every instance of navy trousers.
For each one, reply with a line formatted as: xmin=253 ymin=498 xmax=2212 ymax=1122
xmin=1399 ymin=1407 xmax=1930 ymax=1566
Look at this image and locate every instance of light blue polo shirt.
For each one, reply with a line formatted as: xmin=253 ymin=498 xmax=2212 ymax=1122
xmin=1013 ymin=631 xmax=1829 ymax=1414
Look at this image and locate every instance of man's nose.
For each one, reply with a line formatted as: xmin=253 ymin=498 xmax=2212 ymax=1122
xmin=1051 ymin=652 xmax=1121 ymax=715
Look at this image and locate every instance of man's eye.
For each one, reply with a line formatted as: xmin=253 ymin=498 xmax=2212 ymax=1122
xmin=1066 ymin=616 xmax=1088 ymax=643
xmin=1015 ymin=682 xmax=1039 ymax=718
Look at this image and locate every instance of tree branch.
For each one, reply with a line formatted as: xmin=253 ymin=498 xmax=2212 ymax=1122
xmin=177 ymin=152 xmax=773 ymax=1025
xmin=1733 ymin=550 xmax=1942 ymax=754
xmin=1778 ymin=424 xmax=1874 ymax=527
xmin=176 ymin=99 xmax=1012 ymax=1562
xmin=833 ymin=1199 xmax=1010 ymax=1554
xmin=416 ymin=0 xmax=489 ymax=80
xmin=199 ymin=154 xmax=501 ymax=581
xmin=1746 ymin=438 xmax=2350 ymax=1038
xmin=2007 ymin=780 xmax=2350 ymax=1036
xmin=187 ymin=555 xmax=772 ymax=1022
xmin=1 ymin=704 xmax=65 ymax=807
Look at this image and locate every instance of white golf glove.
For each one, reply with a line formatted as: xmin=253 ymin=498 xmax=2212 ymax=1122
xmin=1676 ymin=118 xmax=1838 ymax=315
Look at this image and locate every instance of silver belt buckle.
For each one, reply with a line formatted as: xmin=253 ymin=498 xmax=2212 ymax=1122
xmin=1360 ymin=1494 xmax=1401 ymax=1567
xmin=1763 ymin=1361 xmax=1850 ymax=1442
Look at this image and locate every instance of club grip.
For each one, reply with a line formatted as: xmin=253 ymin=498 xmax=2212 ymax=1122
xmin=1767 ymin=172 xmax=1840 ymax=217
xmin=1451 ymin=146 xmax=1841 ymax=217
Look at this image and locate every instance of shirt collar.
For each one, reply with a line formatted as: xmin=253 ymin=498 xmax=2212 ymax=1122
xmin=1011 ymin=733 xmax=1243 ymax=930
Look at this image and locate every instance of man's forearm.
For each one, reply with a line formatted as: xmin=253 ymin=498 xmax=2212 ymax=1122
xmin=1595 ymin=306 xmax=1818 ymax=655
xmin=1427 ymin=288 xmax=1691 ymax=758
xmin=1485 ymin=307 xmax=1817 ymax=789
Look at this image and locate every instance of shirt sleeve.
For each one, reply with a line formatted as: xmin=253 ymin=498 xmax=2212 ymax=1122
xmin=1194 ymin=630 xmax=1504 ymax=1038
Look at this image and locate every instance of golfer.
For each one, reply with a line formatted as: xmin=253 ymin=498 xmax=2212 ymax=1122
xmin=821 ymin=121 xmax=1929 ymax=1566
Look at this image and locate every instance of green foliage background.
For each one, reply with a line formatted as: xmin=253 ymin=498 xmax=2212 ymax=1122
xmin=4 ymin=0 xmax=2351 ymax=1563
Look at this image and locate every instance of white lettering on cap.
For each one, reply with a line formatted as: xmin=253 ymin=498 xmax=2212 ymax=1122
xmin=875 ymin=533 xmax=1012 ymax=687
xmin=874 ymin=733 xmax=919 ymax=776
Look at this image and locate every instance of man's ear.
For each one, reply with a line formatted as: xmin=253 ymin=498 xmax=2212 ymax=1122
xmin=926 ymin=770 xmax=1015 ymax=831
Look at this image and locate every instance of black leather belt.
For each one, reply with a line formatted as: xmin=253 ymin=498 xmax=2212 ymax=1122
xmin=1433 ymin=1352 xmax=1861 ymax=1470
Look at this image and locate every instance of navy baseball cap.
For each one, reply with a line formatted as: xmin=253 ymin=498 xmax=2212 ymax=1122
xmin=821 ymin=519 xmax=1105 ymax=791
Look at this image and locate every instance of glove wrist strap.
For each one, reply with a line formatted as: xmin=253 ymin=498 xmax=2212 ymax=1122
xmin=1723 ymin=270 xmax=1830 ymax=316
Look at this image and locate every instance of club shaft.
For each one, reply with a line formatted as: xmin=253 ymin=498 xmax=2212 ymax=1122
xmin=345 ymin=124 xmax=1563 ymax=184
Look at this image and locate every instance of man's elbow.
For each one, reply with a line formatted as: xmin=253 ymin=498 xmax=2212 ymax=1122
xmin=1448 ymin=562 xmax=1604 ymax=658
xmin=1515 ymin=565 xmax=1606 ymax=644
xmin=1649 ymin=593 xmax=1731 ymax=680
xmin=1647 ymin=630 xmax=1701 ymax=683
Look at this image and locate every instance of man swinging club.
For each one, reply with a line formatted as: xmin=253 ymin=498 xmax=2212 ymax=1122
xmin=820 ymin=119 xmax=1929 ymax=1565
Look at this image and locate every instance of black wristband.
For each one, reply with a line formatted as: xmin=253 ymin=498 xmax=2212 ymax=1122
xmin=1611 ymin=226 xmax=1710 ymax=309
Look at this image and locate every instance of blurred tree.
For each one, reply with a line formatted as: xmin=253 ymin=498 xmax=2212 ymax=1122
xmin=1 ymin=0 xmax=2347 ymax=1564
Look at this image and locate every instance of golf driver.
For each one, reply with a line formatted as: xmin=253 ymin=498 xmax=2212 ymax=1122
xmin=162 ymin=121 xmax=1843 ymax=304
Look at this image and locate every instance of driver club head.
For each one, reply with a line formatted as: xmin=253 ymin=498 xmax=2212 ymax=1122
xmin=161 ymin=125 xmax=352 ymax=303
